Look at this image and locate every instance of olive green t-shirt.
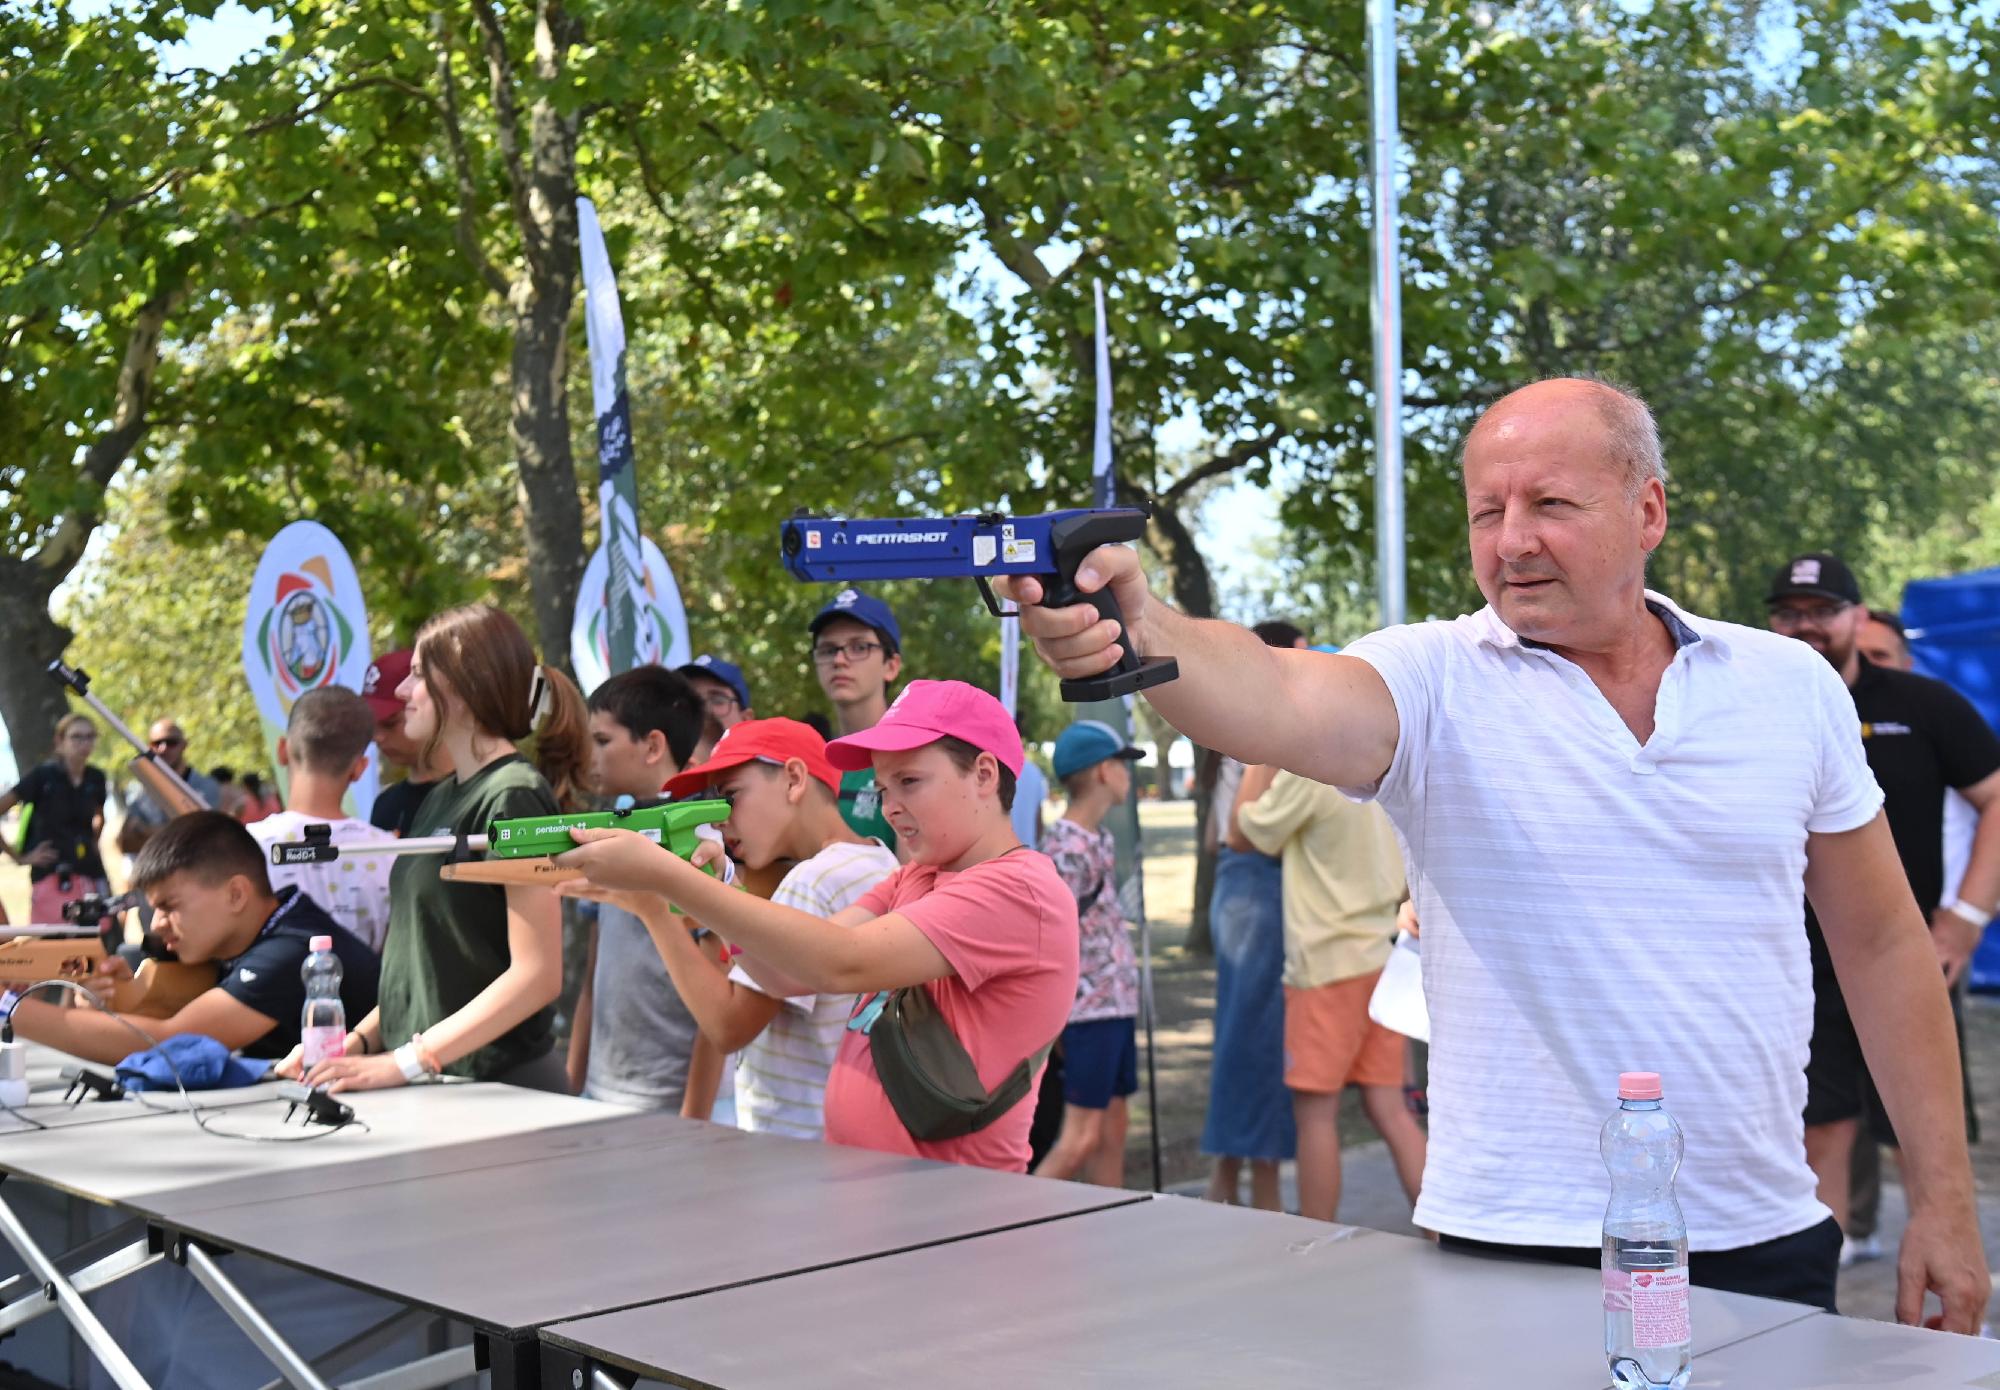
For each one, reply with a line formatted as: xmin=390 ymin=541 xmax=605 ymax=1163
xmin=838 ymin=766 xmax=897 ymax=852
xmin=380 ymin=755 xmax=560 ymax=1080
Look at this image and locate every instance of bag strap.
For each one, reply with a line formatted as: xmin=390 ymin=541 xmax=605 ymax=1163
xmin=966 ymin=1033 xmax=1059 ymax=1133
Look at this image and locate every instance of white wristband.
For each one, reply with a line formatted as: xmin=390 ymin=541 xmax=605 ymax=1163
xmin=393 ymin=1042 xmax=428 ymax=1083
xmin=1941 ymin=898 xmax=1991 ymax=927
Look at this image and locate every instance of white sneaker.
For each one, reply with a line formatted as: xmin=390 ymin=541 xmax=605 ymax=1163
xmin=1839 ymin=1234 xmax=1883 ymax=1267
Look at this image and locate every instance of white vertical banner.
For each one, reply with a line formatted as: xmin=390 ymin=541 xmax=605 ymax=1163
xmin=570 ymin=536 xmax=692 ymax=696
xmin=578 ymin=197 xmax=651 ymax=675
xmin=240 ymin=520 xmax=378 ymax=819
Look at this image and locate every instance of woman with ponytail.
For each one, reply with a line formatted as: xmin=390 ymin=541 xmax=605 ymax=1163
xmin=284 ymin=604 xmax=588 ymax=1092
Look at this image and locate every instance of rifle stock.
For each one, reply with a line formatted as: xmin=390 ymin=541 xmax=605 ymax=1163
xmin=437 ymin=860 xmax=578 ymax=886
xmin=46 ymin=660 xmax=207 ymax=816
xmin=127 ymin=752 xmax=205 ymax=818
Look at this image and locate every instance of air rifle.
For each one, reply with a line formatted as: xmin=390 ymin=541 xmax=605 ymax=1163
xmin=269 ymin=801 xmax=731 ymax=886
xmin=47 ymin=660 xmax=206 ymax=817
xmin=780 ymin=506 xmax=1180 ymax=703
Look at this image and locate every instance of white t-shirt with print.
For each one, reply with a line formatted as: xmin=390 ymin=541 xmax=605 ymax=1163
xmin=1339 ymin=594 xmax=1882 ymax=1250
xmin=249 ymin=811 xmax=397 ymax=953
xmin=730 ymin=839 xmax=898 ymax=1140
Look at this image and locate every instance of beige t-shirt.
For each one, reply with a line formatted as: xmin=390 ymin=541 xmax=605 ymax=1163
xmin=1237 ymin=771 xmax=1403 ymax=988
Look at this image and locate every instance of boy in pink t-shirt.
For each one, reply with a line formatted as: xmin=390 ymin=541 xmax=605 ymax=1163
xmin=556 ymin=680 xmax=1079 ymax=1173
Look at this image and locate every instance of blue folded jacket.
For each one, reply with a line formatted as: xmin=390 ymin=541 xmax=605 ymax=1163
xmin=115 ymin=1035 xmax=273 ymax=1092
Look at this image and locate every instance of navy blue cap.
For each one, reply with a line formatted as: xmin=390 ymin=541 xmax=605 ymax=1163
xmin=677 ymin=656 xmax=751 ymax=710
xmin=1053 ymin=720 xmax=1145 ymax=781
xmin=810 ymin=587 xmax=902 ymax=651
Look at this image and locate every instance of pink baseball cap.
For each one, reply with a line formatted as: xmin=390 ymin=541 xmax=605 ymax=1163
xmin=825 ymin=679 xmax=1024 ymax=776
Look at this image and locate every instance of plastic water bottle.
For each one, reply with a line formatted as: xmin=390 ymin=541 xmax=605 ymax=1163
xmin=300 ymin=936 xmax=346 ymax=1069
xmin=1602 ymin=1071 xmax=1692 ymax=1390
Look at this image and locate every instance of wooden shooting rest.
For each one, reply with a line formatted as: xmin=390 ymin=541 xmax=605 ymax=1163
xmin=0 ymin=936 xmax=216 ymax=1020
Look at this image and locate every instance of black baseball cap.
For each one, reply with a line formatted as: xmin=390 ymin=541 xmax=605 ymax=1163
xmin=1767 ymin=553 xmax=1862 ymax=607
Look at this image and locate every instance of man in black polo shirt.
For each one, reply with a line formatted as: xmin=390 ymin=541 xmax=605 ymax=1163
xmin=6 ymin=812 xmax=379 ymax=1064
xmin=1768 ymin=552 xmax=2000 ymax=1246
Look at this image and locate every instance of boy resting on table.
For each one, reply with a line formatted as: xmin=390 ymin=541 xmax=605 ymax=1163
xmin=6 ymin=811 xmax=379 ymax=1065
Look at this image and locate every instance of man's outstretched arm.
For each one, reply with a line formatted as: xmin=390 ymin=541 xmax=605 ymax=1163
xmin=997 ymin=544 xmax=1400 ymax=788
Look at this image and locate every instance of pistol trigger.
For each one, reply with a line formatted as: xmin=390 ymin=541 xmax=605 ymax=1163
xmin=974 ymin=576 xmax=1007 ymax=618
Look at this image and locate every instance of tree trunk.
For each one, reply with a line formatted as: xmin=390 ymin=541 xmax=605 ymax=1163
xmin=1146 ymin=500 xmax=1224 ymax=955
xmin=468 ymin=0 xmax=587 ymax=677
xmin=510 ymin=268 xmax=585 ymax=675
xmin=0 ymin=577 xmax=73 ymax=776
xmin=0 ymin=286 xmax=176 ymax=771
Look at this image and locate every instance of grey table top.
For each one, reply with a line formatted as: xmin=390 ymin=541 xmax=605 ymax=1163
xmin=542 ymin=1195 xmax=1825 ymax=1389
xmin=1689 ymin=1309 xmax=2000 ymax=1387
xmin=150 ymin=1111 xmax=1145 ymax=1333
xmin=0 ymin=1080 xmax=618 ymax=1204
xmin=0 ymin=1045 xmax=297 ymax=1134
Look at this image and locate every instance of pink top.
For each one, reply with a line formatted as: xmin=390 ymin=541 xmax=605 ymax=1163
xmin=823 ymin=849 xmax=1079 ymax=1173
xmin=1619 ymin=1071 xmax=1663 ymax=1102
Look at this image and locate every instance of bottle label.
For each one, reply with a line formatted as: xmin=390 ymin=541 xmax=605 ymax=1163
xmin=301 ymin=1026 xmax=345 ymax=1069
xmin=1605 ymin=1266 xmax=1691 ymax=1348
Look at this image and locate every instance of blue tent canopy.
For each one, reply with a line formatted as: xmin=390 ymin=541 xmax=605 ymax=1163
xmin=1902 ymin=567 xmax=2000 ymax=989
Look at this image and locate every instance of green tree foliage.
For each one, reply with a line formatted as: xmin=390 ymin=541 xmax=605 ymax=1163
xmin=2 ymin=0 xmax=493 ymax=753
xmin=18 ymin=1 xmax=2000 ymax=871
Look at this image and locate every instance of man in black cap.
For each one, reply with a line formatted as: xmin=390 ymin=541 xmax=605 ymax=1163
xmin=1768 ymin=551 xmax=2000 ymax=1251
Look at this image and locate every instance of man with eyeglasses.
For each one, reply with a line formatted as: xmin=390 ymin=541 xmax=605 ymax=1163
xmin=1767 ymin=552 xmax=2000 ymax=1262
xmin=676 ymin=656 xmax=755 ymax=765
xmin=809 ymin=588 xmax=903 ymax=850
xmin=115 ymin=719 xmax=223 ymax=857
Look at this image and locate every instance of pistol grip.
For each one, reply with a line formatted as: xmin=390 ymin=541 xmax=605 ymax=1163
xmin=1042 ymin=511 xmax=1180 ymax=703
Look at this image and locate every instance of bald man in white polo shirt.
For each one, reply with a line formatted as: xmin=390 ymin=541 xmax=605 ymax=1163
xmin=1002 ymin=377 xmax=1986 ymax=1330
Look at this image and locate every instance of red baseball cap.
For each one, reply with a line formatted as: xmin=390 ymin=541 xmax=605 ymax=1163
xmin=362 ymin=649 xmax=414 ymax=721
xmin=664 ymin=718 xmax=841 ymax=801
xmin=826 ymin=680 xmax=1024 ymax=776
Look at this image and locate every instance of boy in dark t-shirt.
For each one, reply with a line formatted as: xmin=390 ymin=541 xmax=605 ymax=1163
xmin=6 ymin=811 xmax=378 ymax=1064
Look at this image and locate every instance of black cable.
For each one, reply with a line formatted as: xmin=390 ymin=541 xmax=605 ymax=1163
xmin=0 ymin=1098 xmax=48 ymax=1132
xmin=2 ymin=979 xmax=366 ymax=1144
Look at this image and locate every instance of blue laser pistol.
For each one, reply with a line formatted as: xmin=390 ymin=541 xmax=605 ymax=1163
xmin=780 ymin=506 xmax=1180 ymax=702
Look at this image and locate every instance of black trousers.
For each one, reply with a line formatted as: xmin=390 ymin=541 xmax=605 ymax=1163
xmin=1439 ymin=1216 xmax=1842 ymax=1313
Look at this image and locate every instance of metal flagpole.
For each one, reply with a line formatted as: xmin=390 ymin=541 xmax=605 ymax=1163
xmin=1085 ymin=278 xmax=1163 ymax=1192
xmin=1369 ymin=0 xmax=1407 ymax=627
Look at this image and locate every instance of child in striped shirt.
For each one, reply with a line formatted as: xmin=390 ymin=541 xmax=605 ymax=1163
xmin=637 ymin=719 xmax=895 ymax=1138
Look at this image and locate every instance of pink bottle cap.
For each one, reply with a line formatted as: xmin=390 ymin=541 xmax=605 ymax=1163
xmin=309 ymin=935 xmax=334 ymax=952
xmin=1618 ymin=1071 xmax=1662 ymax=1101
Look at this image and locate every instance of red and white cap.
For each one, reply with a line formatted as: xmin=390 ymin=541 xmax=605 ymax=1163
xmin=664 ymin=718 xmax=840 ymax=801
xmin=362 ymin=649 xmax=414 ymax=720
xmin=825 ymin=680 xmax=1023 ymax=776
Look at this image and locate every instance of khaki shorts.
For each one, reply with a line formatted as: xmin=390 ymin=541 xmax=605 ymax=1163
xmin=1283 ymin=970 xmax=1403 ymax=1094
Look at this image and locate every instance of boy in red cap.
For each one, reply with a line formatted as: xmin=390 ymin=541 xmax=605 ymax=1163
xmin=635 ymin=718 xmax=896 ymax=1139
xmin=558 ymin=680 xmax=1080 ymax=1172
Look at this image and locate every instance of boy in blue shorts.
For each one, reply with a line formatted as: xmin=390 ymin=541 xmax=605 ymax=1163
xmin=1032 ymin=720 xmax=1145 ymax=1186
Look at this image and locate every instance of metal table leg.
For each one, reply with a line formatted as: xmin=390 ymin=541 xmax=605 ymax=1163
xmin=182 ymin=1241 xmax=335 ymax=1390
xmin=0 ymin=1188 xmax=151 ymax=1390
